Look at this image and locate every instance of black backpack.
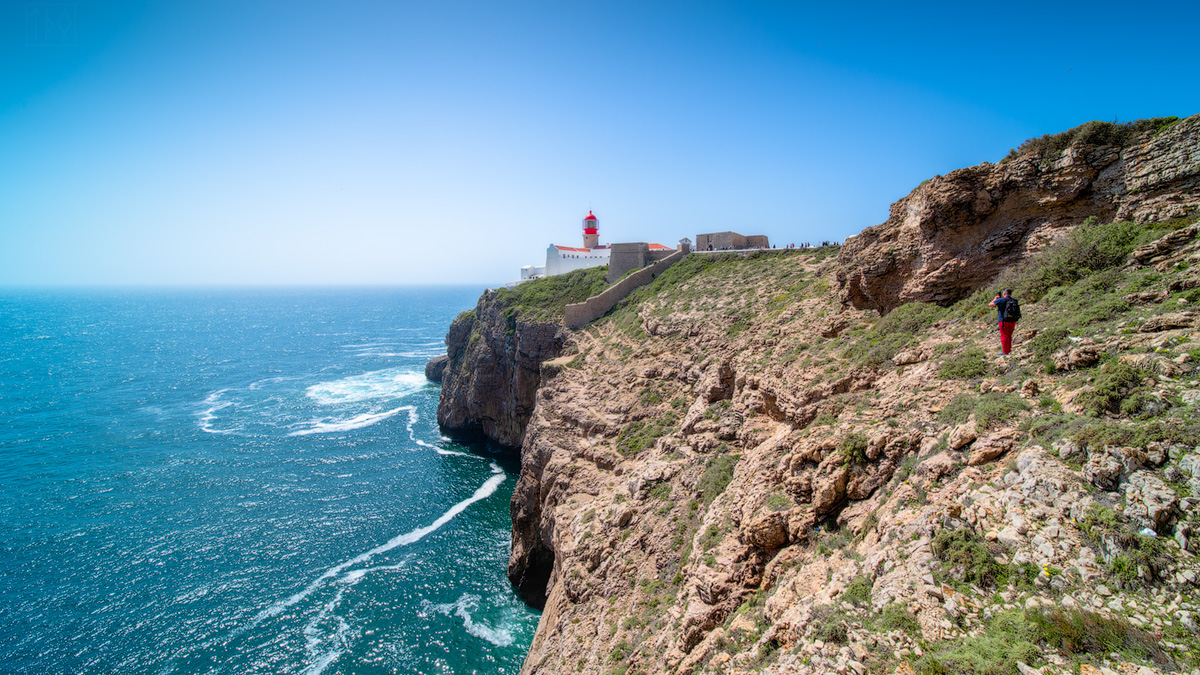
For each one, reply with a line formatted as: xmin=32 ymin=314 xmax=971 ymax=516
xmin=1003 ymin=298 xmax=1021 ymax=322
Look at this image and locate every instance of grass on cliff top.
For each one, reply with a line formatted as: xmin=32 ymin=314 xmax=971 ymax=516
xmin=913 ymin=605 xmax=1168 ymax=675
xmin=599 ymin=248 xmax=820 ymax=336
xmin=1005 ymin=116 xmax=1180 ymax=161
xmin=841 ymin=301 xmax=946 ymax=368
xmin=491 ymin=266 xmax=609 ymax=322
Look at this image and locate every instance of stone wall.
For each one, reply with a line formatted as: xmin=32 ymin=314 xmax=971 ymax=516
xmin=565 ymin=249 xmax=688 ymax=329
xmin=696 ymin=231 xmax=770 ymax=251
xmin=606 ymin=243 xmax=649 ymax=283
xmin=605 ymin=243 xmax=679 ymax=283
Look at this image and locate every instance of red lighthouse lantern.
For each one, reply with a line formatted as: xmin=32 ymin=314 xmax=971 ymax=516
xmin=582 ymin=211 xmax=599 ymax=249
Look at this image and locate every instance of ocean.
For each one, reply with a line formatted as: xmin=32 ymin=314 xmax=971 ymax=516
xmin=0 ymin=287 xmax=539 ymax=674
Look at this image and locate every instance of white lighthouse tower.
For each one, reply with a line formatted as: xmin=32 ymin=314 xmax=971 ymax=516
xmin=582 ymin=210 xmax=599 ymax=249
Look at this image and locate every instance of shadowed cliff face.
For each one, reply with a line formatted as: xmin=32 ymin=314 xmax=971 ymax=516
xmin=837 ymin=114 xmax=1200 ymax=315
xmin=436 ymin=290 xmax=567 ymax=450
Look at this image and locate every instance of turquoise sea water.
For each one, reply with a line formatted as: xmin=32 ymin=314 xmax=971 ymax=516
xmin=0 ymin=288 xmax=538 ymax=674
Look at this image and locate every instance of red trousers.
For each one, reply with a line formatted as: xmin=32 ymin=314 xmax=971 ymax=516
xmin=999 ymin=321 xmax=1016 ymax=354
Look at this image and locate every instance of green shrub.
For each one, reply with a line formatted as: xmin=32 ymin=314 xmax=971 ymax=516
xmin=938 ymin=347 xmax=990 ymax=380
xmin=615 ymin=413 xmax=678 ymax=456
xmin=913 ymin=609 xmax=1039 ymax=675
xmin=1029 ymin=327 xmax=1070 ymax=364
xmin=877 ymin=302 xmax=946 ymax=334
xmin=810 ymin=605 xmax=850 ymax=643
xmin=1072 ymin=417 xmax=1200 ymax=450
xmin=1080 ymin=504 xmax=1173 ymax=584
xmin=842 ymin=575 xmax=872 ymax=604
xmin=765 ymin=493 xmax=792 ymax=512
xmin=1005 ymin=219 xmax=1155 ymax=302
xmin=842 ymin=302 xmax=947 ymax=368
xmin=932 ymin=528 xmax=1005 ymax=588
xmin=939 ymin=391 xmax=1029 ymax=429
xmin=1073 ymin=361 xmax=1146 ymax=416
xmin=939 ymin=393 xmax=976 ymax=425
xmin=974 ymin=391 xmax=1030 ymax=428
xmin=698 ymin=453 xmax=739 ymax=505
xmin=649 ymin=483 xmax=672 ymax=500
xmin=1024 ymin=412 xmax=1085 ymax=445
xmin=876 ymin=602 xmax=920 ymax=635
xmin=493 ymin=266 xmax=609 ymax=322
xmin=1015 ymin=117 xmax=1179 ymax=159
xmin=699 ymin=523 xmax=724 ymax=551
xmin=811 ymin=412 xmax=838 ymax=426
xmin=840 ymin=432 xmax=869 ymax=465
xmin=1026 ymin=606 xmax=1167 ymax=664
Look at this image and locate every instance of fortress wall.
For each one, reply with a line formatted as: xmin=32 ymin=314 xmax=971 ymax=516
xmin=565 ymin=250 xmax=688 ymax=329
xmin=606 ymin=243 xmax=649 ymax=284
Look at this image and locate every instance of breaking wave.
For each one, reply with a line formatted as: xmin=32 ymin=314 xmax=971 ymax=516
xmin=288 ymin=407 xmax=408 ymax=436
xmin=422 ymin=593 xmax=515 ymax=647
xmin=305 ymin=369 xmax=428 ymax=405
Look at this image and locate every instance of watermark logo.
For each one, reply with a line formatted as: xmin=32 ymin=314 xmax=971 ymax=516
xmin=27 ymin=3 xmax=77 ymax=47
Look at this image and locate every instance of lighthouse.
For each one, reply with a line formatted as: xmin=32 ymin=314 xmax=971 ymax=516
xmin=582 ymin=211 xmax=599 ymax=249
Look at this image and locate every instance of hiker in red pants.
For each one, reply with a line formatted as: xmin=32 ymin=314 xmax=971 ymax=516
xmin=989 ymin=289 xmax=1021 ymax=355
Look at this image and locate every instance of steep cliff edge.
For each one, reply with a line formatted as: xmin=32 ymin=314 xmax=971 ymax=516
xmin=509 ymin=227 xmax=1200 ymax=675
xmin=434 ymin=117 xmax=1200 ymax=674
xmin=436 ymin=267 xmax=609 ymax=449
xmin=838 ymin=115 xmax=1200 ymax=315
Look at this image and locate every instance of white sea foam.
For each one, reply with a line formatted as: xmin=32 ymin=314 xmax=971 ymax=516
xmin=402 ymin=408 xmax=471 ymax=456
xmin=305 ymin=369 xmax=427 ymax=405
xmin=424 ymin=594 xmax=515 ymax=647
xmin=197 ymin=390 xmax=235 ymax=434
xmin=288 ymin=407 xmax=407 ymax=436
xmin=252 ymin=464 xmax=505 ymax=624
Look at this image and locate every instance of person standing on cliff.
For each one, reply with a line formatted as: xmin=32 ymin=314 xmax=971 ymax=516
xmin=989 ymin=289 xmax=1021 ymax=355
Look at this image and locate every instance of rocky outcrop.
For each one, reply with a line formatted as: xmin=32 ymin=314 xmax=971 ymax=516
xmin=838 ymin=114 xmax=1200 ymax=314
xmin=435 ymin=122 xmax=1200 ymax=675
xmin=424 ymin=355 xmax=448 ymax=382
xmin=496 ymin=222 xmax=1200 ymax=675
xmin=435 ymin=292 xmax=567 ymax=448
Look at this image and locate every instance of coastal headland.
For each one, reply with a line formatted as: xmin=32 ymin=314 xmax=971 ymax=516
xmin=433 ymin=115 xmax=1200 ymax=675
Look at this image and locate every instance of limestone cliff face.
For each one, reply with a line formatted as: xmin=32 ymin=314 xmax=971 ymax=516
xmin=838 ymin=114 xmax=1200 ymax=315
xmin=435 ymin=290 xmax=567 ymax=449
xmin=504 ymin=232 xmax=1200 ymax=675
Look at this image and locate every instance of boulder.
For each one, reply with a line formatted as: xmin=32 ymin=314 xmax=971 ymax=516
xmin=1123 ymin=470 xmax=1179 ymax=533
xmin=893 ymin=349 xmax=927 ymax=366
xmin=1054 ymin=340 xmax=1104 ymax=370
xmin=813 ymin=467 xmax=849 ymax=516
xmin=743 ymin=512 xmax=790 ymax=551
xmin=1118 ymin=353 xmax=1184 ymax=377
xmin=1126 ymin=290 xmax=1169 ymax=305
xmin=425 ymin=355 xmax=449 ymax=382
xmin=914 ymin=452 xmax=958 ymax=482
xmin=948 ymin=423 xmax=977 ymax=451
xmin=1139 ymin=311 xmax=1196 ymax=332
xmin=1052 ymin=439 xmax=1082 ymax=461
xmin=966 ymin=430 xmax=1018 ymax=466
xmin=1082 ymin=446 xmax=1146 ymax=491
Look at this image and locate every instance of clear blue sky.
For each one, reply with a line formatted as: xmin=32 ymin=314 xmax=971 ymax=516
xmin=2 ymin=0 xmax=1197 ymax=286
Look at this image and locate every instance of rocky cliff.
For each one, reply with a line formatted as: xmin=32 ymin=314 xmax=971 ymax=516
xmin=506 ymin=231 xmax=1200 ymax=675
xmin=435 ymin=117 xmax=1200 ymax=675
xmin=436 ymin=294 xmax=567 ymax=449
xmin=436 ymin=268 xmax=609 ymax=449
xmin=838 ymin=115 xmax=1200 ymax=315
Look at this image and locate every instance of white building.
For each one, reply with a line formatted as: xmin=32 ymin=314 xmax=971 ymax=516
xmin=509 ymin=211 xmax=610 ymax=286
xmin=508 ymin=210 xmax=675 ymax=287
